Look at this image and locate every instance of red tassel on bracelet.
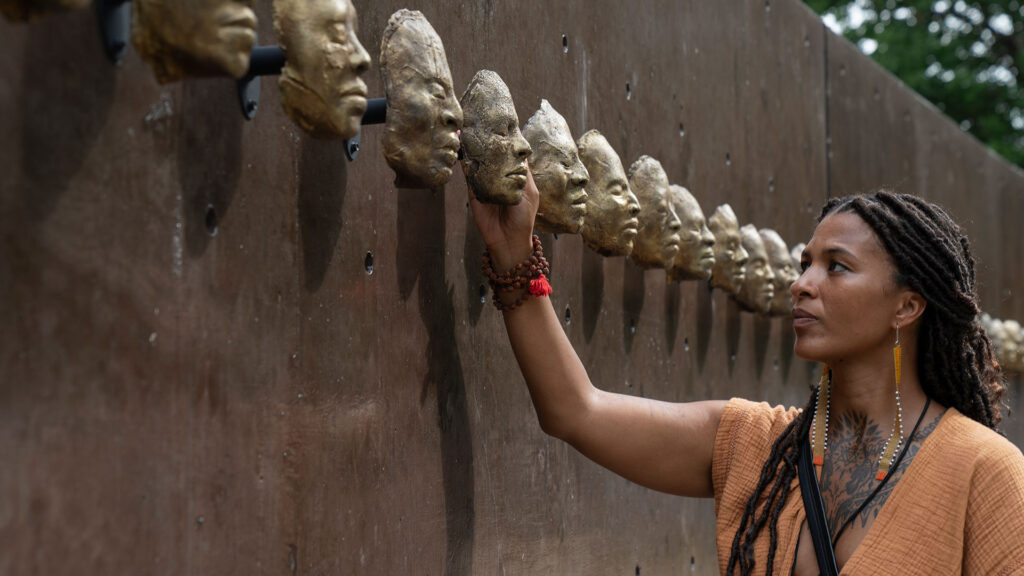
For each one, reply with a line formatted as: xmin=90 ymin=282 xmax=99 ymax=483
xmin=529 ymin=275 xmax=553 ymax=297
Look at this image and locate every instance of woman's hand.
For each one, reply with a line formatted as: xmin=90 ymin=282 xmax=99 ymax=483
xmin=465 ymin=160 xmax=539 ymax=272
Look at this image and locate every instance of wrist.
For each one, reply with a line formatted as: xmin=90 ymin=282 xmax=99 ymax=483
xmin=489 ymin=238 xmax=534 ymax=273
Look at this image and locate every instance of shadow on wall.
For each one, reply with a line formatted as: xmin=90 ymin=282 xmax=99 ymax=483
xmin=463 ymin=203 xmax=486 ymax=326
xmin=623 ymin=261 xmax=645 ymax=354
xmin=396 ymin=187 xmax=475 ymax=576
xmin=582 ymin=247 xmax=605 ymax=344
xmin=178 ymin=79 xmax=242 ymax=258
xmin=298 ymin=139 xmax=348 ymax=292
xmin=19 ymin=10 xmax=115 ymax=221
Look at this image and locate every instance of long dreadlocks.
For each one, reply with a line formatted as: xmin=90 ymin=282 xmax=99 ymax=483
xmin=725 ymin=191 xmax=1004 ymax=576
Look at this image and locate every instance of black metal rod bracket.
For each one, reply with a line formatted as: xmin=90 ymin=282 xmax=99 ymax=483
xmin=237 ymin=44 xmax=386 ymax=162
xmin=97 ymin=0 xmax=131 ymax=64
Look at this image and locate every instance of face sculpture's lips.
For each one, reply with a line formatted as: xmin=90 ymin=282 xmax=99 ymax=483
xmin=506 ymin=164 xmax=528 ymax=186
xmin=219 ymin=8 xmax=257 ymax=30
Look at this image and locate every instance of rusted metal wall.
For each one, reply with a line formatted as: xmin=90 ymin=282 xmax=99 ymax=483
xmin=0 ymin=1 xmax=1020 ymax=574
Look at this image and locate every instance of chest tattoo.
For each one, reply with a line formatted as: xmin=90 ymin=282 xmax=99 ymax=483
xmin=818 ymin=411 xmax=941 ymax=538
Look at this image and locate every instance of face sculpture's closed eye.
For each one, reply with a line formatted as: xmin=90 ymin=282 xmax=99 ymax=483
xmin=275 ymin=0 xmax=371 ymax=140
xmin=734 ymin=224 xmax=776 ymax=314
xmin=708 ymin=204 xmax=749 ymax=294
xmin=380 ymin=9 xmax=462 ymax=188
xmin=459 ymin=70 xmax=532 ymax=205
xmin=667 ymin=184 xmax=715 ymax=282
xmin=523 ymin=100 xmax=590 ymax=234
xmin=1 ymin=0 xmax=90 ymax=21
xmin=759 ymin=228 xmax=799 ymax=316
xmin=134 ymin=0 xmax=258 ymax=84
xmin=577 ymin=130 xmax=640 ymax=257
xmin=627 ymin=156 xmax=682 ymax=269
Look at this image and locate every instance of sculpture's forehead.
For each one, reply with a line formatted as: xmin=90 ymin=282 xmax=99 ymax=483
xmin=385 ymin=19 xmax=449 ymax=80
xmin=526 ymin=102 xmax=574 ymax=144
xmin=632 ymin=164 xmax=667 ymax=196
xmin=670 ymin=187 xmax=701 ymax=214
xmin=740 ymin=227 xmax=767 ymax=256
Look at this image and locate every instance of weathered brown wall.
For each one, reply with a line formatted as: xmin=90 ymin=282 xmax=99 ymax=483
xmin=0 ymin=1 xmax=1020 ymax=575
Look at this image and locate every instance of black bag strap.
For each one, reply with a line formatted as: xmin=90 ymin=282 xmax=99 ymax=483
xmin=798 ymin=436 xmax=840 ymax=576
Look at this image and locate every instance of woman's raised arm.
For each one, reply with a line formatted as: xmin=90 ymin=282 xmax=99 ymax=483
xmin=469 ymin=165 xmax=725 ymax=498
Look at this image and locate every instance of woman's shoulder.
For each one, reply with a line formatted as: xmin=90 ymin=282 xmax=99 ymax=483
xmin=712 ymin=398 xmax=803 ymax=503
xmin=719 ymin=397 xmax=802 ymax=435
xmin=928 ymin=408 xmax=1024 ymax=497
xmin=938 ymin=408 xmax=1024 ymax=465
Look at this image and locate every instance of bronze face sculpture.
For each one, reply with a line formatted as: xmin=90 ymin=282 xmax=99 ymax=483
xmin=790 ymin=242 xmax=806 ymax=270
xmin=708 ymin=204 xmax=749 ymax=293
xmin=759 ymin=228 xmax=799 ymax=316
xmin=734 ymin=225 xmax=776 ymax=314
xmin=627 ymin=156 xmax=681 ymax=269
xmin=522 ymin=100 xmax=589 ymax=234
xmin=133 ymin=0 xmax=258 ymax=84
xmin=1 ymin=0 xmax=89 ymax=21
xmin=1003 ymin=320 xmax=1023 ymax=372
xmin=460 ymin=70 xmax=532 ymax=204
xmin=666 ymin=184 xmax=715 ymax=282
xmin=576 ymin=130 xmax=640 ymax=256
xmin=275 ymin=0 xmax=371 ymax=140
xmin=380 ymin=9 xmax=462 ymax=188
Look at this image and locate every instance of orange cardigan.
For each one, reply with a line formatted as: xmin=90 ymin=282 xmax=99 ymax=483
xmin=712 ymin=399 xmax=1024 ymax=575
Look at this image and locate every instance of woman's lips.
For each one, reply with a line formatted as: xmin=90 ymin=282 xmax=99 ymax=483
xmin=792 ymin=308 xmax=818 ymax=327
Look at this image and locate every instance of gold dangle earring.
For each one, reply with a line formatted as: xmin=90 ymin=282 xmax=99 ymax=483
xmin=876 ymin=321 xmax=905 ymax=481
xmin=811 ymin=364 xmax=830 ymax=468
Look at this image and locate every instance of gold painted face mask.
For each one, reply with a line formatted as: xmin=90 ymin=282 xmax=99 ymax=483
xmin=134 ymin=0 xmax=258 ymax=83
xmin=708 ymin=204 xmax=749 ymax=294
xmin=523 ymin=100 xmax=589 ymax=234
xmin=667 ymin=184 xmax=715 ymax=282
xmin=628 ymin=156 xmax=681 ymax=269
xmin=759 ymin=228 xmax=799 ymax=316
xmin=459 ymin=70 xmax=532 ymax=205
xmin=275 ymin=0 xmax=370 ymax=139
xmin=577 ymin=130 xmax=640 ymax=257
xmin=734 ymin=224 xmax=776 ymax=314
xmin=380 ymin=9 xmax=462 ymax=188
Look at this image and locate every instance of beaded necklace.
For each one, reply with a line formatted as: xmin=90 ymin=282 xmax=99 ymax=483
xmin=811 ymin=332 xmax=906 ymax=482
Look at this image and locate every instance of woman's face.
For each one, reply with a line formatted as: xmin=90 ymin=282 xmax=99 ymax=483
xmin=791 ymin=211 xmax=908 ymax=363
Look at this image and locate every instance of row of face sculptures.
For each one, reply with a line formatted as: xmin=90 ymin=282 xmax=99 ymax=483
xmin=982 ymin=315 xmax=1024 ymax=373
xmin=5 ymin=2 xmax=804 ymax=315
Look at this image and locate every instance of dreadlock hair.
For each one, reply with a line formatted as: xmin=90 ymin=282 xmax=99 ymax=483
xmin=725 ymin=191 xmax=1004 ymax=576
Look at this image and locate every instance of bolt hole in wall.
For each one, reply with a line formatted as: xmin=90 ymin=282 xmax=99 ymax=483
xmin=626 ymin=82 xmax=631 ymax=100
xmin=562 ymin=33 xmax=568 ymax=53
xmin=564 ymin=305 xmax=572 ymax=325
xmin=765 ymin=0 xmax=770 ymax=11
xmin=679 ymin=122 xmax=685 ymax=137
xmin=725 ymin=152 xmax=731 ymax=166
xmin=684 ymin=337 xmax=690 ymax=351
xmin=635 ymin=565 xmax=641 ymax=575
xmin=691 ymin=556 xmax=696 ymax=570
xmin=364 ymin=251 xmax=373 ymax=275
xmin=204 ymin=204 xmax=218 ymax=236
xmin=768 ymin=178 xmax=775 ymax=192
xmin=479 ymin=284 xmax=487 ymax=304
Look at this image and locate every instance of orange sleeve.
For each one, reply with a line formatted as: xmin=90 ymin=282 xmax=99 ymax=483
xmin=963 ymin=438 xmax=1024 ymax=575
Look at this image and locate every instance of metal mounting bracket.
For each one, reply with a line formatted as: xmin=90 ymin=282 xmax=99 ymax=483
xmin=97 ymin=0 xmax=131 ymax=64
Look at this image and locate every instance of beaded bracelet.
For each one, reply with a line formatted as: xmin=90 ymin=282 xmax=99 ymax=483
xmin=481 ymin=235 xmax=553 ymax=312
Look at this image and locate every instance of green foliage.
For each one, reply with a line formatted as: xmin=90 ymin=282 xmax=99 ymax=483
xmin=805 ymin=0 xmax=1024 ymax=167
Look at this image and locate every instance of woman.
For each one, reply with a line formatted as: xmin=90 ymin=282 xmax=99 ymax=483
xmin=469 ymin=166 xmax=1024 ymax=575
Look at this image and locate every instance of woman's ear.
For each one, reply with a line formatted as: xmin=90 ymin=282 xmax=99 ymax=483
xmin=895 ymin=290 xmax=927 ymax=329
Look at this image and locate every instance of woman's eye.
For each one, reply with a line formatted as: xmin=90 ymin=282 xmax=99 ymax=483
xmin=827 ymin=260 xmax=849 ymax=272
